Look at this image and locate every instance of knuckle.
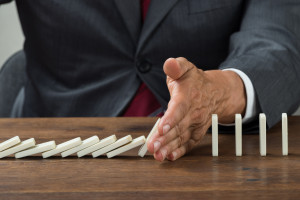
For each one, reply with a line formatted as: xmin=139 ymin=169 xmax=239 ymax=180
xmin=177 ymin=57 xmax=188 ymax=62
xmin=164 ymin=145 xmax=172 ymax=156
xmin=174 ymin=124 xmax=182 ymax=137
xmin=192 ymin=129 xmax=205 ymax=141
xmin=157 ymin=136 xmax=166 ymax=146
xmin=177 ymin=135 xmax=185 ymax=148
xmin=196 ymin=67 xmax=204 ymax=76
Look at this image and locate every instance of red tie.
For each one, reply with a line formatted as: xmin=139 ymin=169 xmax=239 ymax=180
xmin=122 ymin=0 xmax=163 ymax=117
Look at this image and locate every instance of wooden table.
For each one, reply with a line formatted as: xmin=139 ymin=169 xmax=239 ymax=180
xmin=0 ymin=117 xmax=300 ymax=200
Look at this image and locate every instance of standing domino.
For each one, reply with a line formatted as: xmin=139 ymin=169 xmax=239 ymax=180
xmin=107 ymin=136 xmax=146 ymax=158
xmin=282 ymin=113 xmax=288 ymax=156
xmin=259 ymin=113 xmax=267 ymax=156
xmin=77 ymin=135 xmax=117 ymax=157
xmin=61 ymin=136 xmax=100 ymax=157
xmin=15 ymin=141 xmax=56 ymax=158
xmin=235 ymin=114 xmax=242 ymax=156
xmin=42 ymin=137 xmax=82 ymax=158
xmin=0 ymin=136 xmax=21 ymax=151
xmin=138 ymin=118 xmax=160 ymax=157
xmin=0 ymin=138 xmax=35 ymax=158
xmin=92 ymin=135 xmax=132 ymax=158
xmin=212 ymin=114 xmax=218 ymax=157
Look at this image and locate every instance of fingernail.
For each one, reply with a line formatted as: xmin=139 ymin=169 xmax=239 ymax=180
xmin=153 ymin=141 xmax=161 ymax=153
xmin=172 ymin=151 xmax=177 ymax=160
xmin=160 ymin=148 xmax=167 ymax=160
xmin=163 ymin=124 xmax=170 ymax=135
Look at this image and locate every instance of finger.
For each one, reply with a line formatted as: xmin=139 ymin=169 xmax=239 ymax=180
xmin=158 ymin=93 xmax=190 ymax=136
xmin=153 ymin=129 xmax=191 ymax=162
xmin=146 ymin=130 xmax=160 ymax=154
xmin=163 ymin=57 xmax=194 ymax=80
xmin=167 ymin=140 xmax=195 ymax=161
xmin=147 ymin=116 xmax=190 ymax=154
xmin=166 ymin=143 xmax=188 ymax=161
xmin=167 ymin=128 xmax=206 ymax=161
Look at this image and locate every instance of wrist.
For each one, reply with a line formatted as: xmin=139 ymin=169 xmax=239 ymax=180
xmin=204 ymin=70 xmax=246 ymax=123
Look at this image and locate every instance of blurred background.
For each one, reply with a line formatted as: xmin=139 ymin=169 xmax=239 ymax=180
xmin=1 ymin=2 xmax=300 ymax=115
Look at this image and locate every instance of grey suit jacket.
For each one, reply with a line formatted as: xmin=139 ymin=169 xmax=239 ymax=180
xmin=1 ymin=0 xmax=300 ymax=128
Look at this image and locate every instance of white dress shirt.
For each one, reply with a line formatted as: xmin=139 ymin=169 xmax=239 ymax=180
xmin=222 ymin=68 xmax=259 ymax=124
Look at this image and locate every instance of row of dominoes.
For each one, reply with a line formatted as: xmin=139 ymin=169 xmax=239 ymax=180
xmin=0 ymin=118 xmax=161 ymax=159
xmin=212 ymin=113 xmax=288 ymax=156
xmin=0 ymin=134 xmax=152 ymax=159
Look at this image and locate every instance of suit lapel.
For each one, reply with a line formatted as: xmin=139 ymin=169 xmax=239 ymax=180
xmin=114 ymin=0 xmax=141 ymax=45
xmin=136 ymin=0 xmax=179 ymax=55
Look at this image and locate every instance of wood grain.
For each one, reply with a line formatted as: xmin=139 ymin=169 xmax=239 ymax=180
xmin=0 ymin=117 xmax=300 ymax=200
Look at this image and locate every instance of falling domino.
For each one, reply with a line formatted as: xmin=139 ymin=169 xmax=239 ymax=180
xmin=259 ymin=113 xmax=267 ymax=156
xmin=0 ymin=136 xmax=21 ymax=152
xmin=61 ymin=136 xmax=100 ymax=157
xmin=15 ymin=141 xmax=56 ymax=159
xmin=77 ymin=135 xmax=117 ymax=157
xmin=0 ymin=138 xmax=36 ymax=159
xmin=282 ymin=113 xmax=288 ymax=156
xmin=235 ymin=114 xmax=242 ymax=156
xmin=107 ymin=136 xmax=146 ymax=158
xmin=42 ymin=137 xmax=82 ymax=158
xmin=212 ymin=114 xmax=218 ymax=156
xmin=92 ymin=135 xmax=132 ymax=158
xmin=138 ymin=118 xmax=160 ymax=157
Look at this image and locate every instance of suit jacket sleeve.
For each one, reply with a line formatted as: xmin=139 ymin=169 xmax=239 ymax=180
xmin=219 ymin=0 xmax=300 ymax=128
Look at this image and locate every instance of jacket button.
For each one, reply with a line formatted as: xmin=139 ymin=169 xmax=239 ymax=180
xmin=137 ymin=60 xmax=152 ymax=73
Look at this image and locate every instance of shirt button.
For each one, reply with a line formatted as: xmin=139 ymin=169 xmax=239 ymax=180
xmin=137 ymin=60 xmax=152 ymax=73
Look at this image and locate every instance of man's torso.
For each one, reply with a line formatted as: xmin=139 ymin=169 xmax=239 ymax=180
xmin=16 ymin=0 xmax=244 ymax=117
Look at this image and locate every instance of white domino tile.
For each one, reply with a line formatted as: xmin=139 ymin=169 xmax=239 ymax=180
xmin=212 ymin=114 xmax=218 ymax=156
xmin=235 ymin=114 xmax=242 ymax=156
xmin=138 ymin=118 xmax=160 ymax=157
xmin=0 ymin=138 xmax=36 ymax=159
xmin=282 ymin=113 xmax=288 ymax=156
xmin=0 ymin=136 xmax=21 ymax=152
xmin=259 ymin=113 xmax=267 ymax=156
xmin=15 ymin=141 xmax=56 ymax=158
xmin=92 ymin=135 xmax=132 ymax=158
xmin=108 ymin=136 xmax=146 ymax=158
xmin=61 ymin=135 xmax=100 ymax=157
xmin=77 ymin=135 xmax=117 ymax=157
xmin=42 ymin=137 xmax=82 ymax=158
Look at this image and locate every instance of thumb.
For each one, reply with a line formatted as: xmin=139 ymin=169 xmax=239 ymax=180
xmin=163 ymin=57 xmax=194 ymax=80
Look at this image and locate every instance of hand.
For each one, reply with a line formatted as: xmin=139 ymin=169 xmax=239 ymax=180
xmin=147 ymin=57 xmax=246 ymax=161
